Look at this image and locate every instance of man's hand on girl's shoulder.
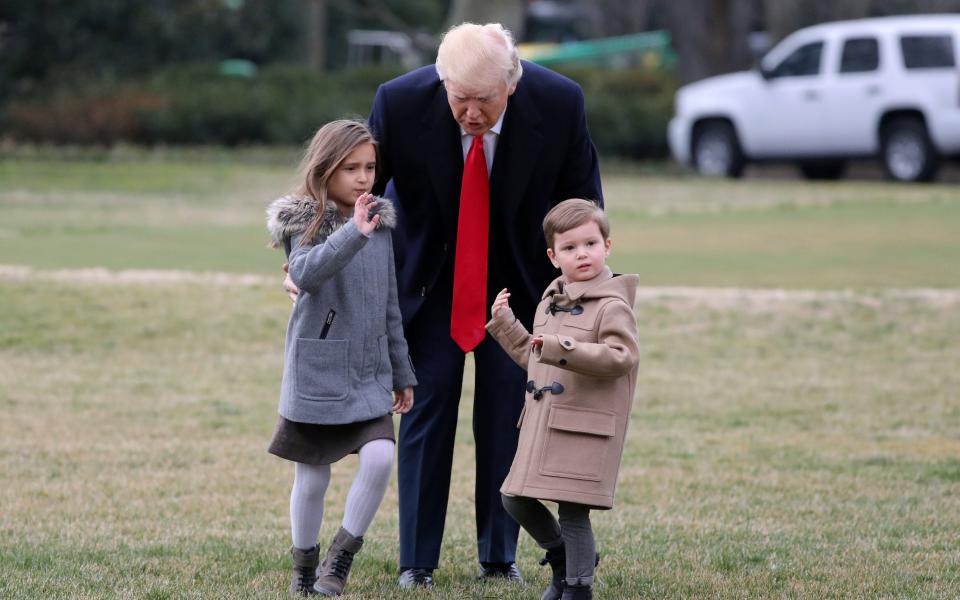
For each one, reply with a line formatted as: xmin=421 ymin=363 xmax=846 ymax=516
xmin=282 ymin=262 xmax=299 ymax=302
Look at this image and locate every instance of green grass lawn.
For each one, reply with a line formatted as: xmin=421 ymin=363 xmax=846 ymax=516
xmin=1 ymin=279 xmax=957 ymax=599
xmin=1 ymin=154 xmax=959 ymax=598
xmin=2 ymin=156 xmax=959 ymax=287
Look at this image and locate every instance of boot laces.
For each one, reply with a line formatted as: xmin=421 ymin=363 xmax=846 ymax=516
xmin=329 ymin=549 xmax=355 ymax=579
xmin=294 ymin=565 xmax=317 ymax=592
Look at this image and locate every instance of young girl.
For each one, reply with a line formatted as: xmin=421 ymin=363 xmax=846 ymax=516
xmin=485 ymin=199 xmax=640 ymax=600
xmin=265 ymin=119 xmax=416 ymax=597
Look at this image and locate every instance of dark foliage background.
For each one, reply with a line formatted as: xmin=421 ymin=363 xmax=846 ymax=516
xmin=4 ymin=64 xmax=675 ymax=157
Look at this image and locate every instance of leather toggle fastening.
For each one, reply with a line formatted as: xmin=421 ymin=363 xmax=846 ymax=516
xmin=525 ymin=380 xmax=565 ymax=400
xmin=547 ymin=303 xmax=584 ymax=316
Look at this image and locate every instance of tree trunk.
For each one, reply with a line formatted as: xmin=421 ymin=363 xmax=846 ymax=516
xmin=765 ymin=0 xmax=870 ymax=43
xmin=306 ymin=0 xmax=327 ymax=73
xmin=444 ymin=0 xmax=526 ymax=39
xmin=666 ymin=0 xmax=760 ymax=84
xmin=596 ymin=0 xmax=652 ymax=37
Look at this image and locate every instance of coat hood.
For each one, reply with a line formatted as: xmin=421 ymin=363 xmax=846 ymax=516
xmin=266 ymin=194 xmax=397 ymax=248
xmin=543 ymin=267 xmax=639 ymax=307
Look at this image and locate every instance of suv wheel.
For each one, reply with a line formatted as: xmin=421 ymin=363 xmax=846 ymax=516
xmin=692 ymin=121 xmax=745 ymax=178
xmin=880 ymin=117 xmax=939 ymax=182
xmin=798 ymin=160 xmax=847 ymax=180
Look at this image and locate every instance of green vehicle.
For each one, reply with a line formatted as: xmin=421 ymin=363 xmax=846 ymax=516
xmin=519 ymin=30 xmax=676 ymax=71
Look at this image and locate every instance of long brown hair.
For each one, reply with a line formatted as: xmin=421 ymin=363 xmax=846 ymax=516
xmin=296 ymin=119 xmax=377 ymax=246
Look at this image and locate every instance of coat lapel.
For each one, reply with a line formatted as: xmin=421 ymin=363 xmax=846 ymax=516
xmin=490 ymin=77 xmax=543 ymax=217
xmin=418 ymin=85 xmax=462 ymax=239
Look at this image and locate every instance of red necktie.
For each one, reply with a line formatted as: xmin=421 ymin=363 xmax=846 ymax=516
xmin=450 ymin=135 xmax=489 ymax=352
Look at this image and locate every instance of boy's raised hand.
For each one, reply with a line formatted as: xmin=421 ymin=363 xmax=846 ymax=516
xmin=491 ymin=288 xmax=511 ymax=317
xmin=353 ymin=193 xmax=380 ymax=236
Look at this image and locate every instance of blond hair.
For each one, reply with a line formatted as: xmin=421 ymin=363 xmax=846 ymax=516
xmin=435 ymin=22 xmax=523 ymax=90
xmin=296 ymin=119 xmax=377 ymax=246
xmin=542 ymin=199 xmax=609 ymax=248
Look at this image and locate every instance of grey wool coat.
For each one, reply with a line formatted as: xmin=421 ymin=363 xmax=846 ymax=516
xmin=266 ymin=194 xmax=417 ymax=425
xmin=486 ymin=267 xmax=639 ymax=509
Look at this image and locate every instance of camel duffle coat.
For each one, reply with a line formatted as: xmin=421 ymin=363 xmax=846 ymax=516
xmin=486 ymin=267 xmax=639 ymax=509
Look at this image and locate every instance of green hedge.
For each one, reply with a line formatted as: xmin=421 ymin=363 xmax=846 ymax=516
xmin=562 ymin=67 xmax=677 ymax=159
xmin=3 ymin=64 xmax=676 ymax=158
xmin=4 ymin=64 xmax=402 ymax=146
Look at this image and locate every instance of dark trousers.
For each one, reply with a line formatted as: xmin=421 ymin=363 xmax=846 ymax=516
xmin=398 ymin=277 xmax=525 ymax=569
xmin=501 ymin=495 xmax=596 ymax=584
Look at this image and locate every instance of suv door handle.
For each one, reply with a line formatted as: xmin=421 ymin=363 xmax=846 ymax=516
xmin=803 ymin=89 xmax=820 ymax=101
xmin=865 ymin=85 xmax=882 ymax=96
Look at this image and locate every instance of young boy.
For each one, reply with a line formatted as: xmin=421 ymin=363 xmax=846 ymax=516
xmin=485 ymin=198 xmax=640 ymax=600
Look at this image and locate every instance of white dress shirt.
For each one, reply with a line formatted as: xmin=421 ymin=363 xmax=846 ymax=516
xmin=459 ymin=107 xmax=506 ymax=177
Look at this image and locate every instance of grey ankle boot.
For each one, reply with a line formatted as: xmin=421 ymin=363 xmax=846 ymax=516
xmin=560 ymin=583 xmax=593 ymax=600
xmin=289 ymin=545 xmax=320 ymax=597
xmin=314 ymin=527 xmax=364 ymax=596
xmin=539 ymin=545 xmax=566 ymax=600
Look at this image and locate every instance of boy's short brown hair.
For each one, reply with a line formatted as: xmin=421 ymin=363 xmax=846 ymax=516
xmin=542 ymin=198 xmax=609 ymax=248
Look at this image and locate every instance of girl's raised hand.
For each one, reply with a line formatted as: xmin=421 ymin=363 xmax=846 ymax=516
xmin=491 ymin=288 xmax=511 ymax=317
xmin=353 ymin=193 xmax=380 ymax=236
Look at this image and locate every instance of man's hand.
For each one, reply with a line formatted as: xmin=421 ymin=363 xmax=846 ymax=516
xmin=491 ymin=288 xmax=511 ymax=317
xmin=282 ymin=262 xmax=299 ymax=302
xmin=393 ymin=387 xmax=414 ymax=414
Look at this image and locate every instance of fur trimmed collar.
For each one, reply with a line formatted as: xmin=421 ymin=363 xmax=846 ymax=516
xmin=266 ymin=194 xmax=397 ymax=248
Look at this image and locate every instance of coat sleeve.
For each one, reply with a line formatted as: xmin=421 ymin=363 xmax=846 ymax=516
xmin=287 ymin=219 xmax=368 ymax=294
xmin=536 ymin=300 xmax=638 ymax=377
xmin=485 ymin=307 xmax=533 ymax=369
xmin=555 ymin=84 xmax=603 ymax=207
xmin=385 ymin=233 xmax=417 ymax=390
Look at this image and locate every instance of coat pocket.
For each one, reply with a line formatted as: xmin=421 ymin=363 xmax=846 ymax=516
xmin=294 ymin=338 xmax=349 ymax=401
xmin=538 ymin=406 xmax=616 ymax=482
xmin=374 ymin=334 xmax=392 ymax=392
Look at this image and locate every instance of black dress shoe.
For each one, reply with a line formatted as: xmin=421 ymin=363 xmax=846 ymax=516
xmin=398 ymin=567 xmax=434 ymax=588
xmin=477 ymin=561 xmax=523 ymax=582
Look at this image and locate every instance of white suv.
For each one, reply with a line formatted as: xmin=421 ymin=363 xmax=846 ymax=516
xmin=668 ymin=15 xmax=960 ymax=182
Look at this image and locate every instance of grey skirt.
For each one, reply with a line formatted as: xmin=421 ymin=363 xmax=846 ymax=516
xmin=267 ymin=413 xmax=395 ymax=465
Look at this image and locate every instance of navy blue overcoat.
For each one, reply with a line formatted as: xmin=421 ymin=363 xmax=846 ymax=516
xmin=369 ymin=60 xmax=604 ymax=330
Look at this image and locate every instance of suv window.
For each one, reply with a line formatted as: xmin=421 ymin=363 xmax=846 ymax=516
xmin=840 ymin=37 xmax=879 ymax=73
xmin=900 ymin=34 xmax=955 ymax=69
xmin=769 ymin=41 xmax=823 ymax=78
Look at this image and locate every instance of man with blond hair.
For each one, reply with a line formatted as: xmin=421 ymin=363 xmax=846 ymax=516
xmin=286 ymin=22 xmax=603 ymax=589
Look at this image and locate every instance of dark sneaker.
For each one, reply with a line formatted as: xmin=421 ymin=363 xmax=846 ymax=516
xmin=477 ymin=562 xmax=523 ymax=582
xmin=398 ymin=567 xmax=434 ymax=588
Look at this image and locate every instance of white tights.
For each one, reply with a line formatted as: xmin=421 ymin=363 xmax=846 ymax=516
xmin=290 ymin=438 xmax=395 ymax=549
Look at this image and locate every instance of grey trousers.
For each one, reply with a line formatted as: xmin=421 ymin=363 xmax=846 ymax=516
xmin=501 ymin=494 xmax=596 ymax=585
